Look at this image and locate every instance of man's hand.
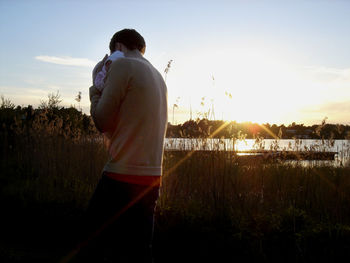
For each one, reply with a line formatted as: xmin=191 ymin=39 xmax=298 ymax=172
xmin=89 ymin=85 xmax=101 ymax=102
xmin=92 ymin=54 xmax=108 ymax=85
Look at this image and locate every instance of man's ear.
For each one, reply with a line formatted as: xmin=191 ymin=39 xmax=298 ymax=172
xmin=140 ymin=46 xmax=146 ymax=55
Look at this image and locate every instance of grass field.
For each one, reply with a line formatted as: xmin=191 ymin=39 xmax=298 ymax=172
xmin=1 ymin=112 xmax=350 ymax=262
xmin=157 ymin=150 xmax=350 ymax=262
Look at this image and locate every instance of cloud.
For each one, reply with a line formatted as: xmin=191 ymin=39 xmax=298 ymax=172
xmin=302 ymin=100 xmax=350 ymax=113
xmin=318 ymin=100 xmax=350 ymax=114
xmin=299 ymin=100 xmax=350 ymax=124
xmin=303 ymin=66 xmax=350 ymax=82
xmin=35 ymin=55 xmax=96 ymax=67
xmin=305 ymin=66 xmax=346 ymax=75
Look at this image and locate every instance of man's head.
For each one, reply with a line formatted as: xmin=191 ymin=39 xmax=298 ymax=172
xmin=109 ymin=29 xmax=146 ymax=55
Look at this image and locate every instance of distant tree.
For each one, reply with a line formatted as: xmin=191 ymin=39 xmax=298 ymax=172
xmin=1 ymin=95 xmax=15 ymax=109
xmin=39 ymin=91 xmax=62 ymax=110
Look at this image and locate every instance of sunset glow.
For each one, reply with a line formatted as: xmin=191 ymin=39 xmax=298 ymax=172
xmin=166 ymin=46 xmax=326 ymax=124
xmin=1 ymin=0 xmax=349 ymax=125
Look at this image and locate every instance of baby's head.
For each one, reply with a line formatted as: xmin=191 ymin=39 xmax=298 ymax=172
xmin=109 ymin=29 xmax=146 ymax=55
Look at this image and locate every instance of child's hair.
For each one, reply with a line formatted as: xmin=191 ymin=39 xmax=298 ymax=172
xmin=109 ymin=29 xmax=146 ymax=53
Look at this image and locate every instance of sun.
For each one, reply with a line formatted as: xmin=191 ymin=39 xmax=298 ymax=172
xmin=168 ymin=45 xmax=306 ymax=124
xmin=207 ymin=48 xmax=303 ymax=124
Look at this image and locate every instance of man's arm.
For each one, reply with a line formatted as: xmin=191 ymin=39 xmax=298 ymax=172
xmin=90 ymin=59 xmax=130 ymax=133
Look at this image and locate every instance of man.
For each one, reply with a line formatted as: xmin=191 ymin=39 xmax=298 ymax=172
xmin=84 ymin=29 xmax=167 ymax=262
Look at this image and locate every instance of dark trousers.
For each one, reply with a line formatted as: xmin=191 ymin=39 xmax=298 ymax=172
xmin=76 ymin=173 xmax=160 ymax=263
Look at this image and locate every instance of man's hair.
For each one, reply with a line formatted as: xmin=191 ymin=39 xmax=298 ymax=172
xmin=109 ymin=29 xmax=146 ymax=53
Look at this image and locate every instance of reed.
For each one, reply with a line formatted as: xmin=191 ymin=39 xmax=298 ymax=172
xmin=1 ymin=108 xmax=106 ymax=209
xmin=156 ymin=149 xmax=350 ymax=262
xmin=1 ymin=104 xmax=350 ymax=262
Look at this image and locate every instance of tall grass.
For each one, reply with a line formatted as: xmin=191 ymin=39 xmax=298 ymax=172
xmin=160 ymin=151 xmax=350 ymax=224
xmin=1 ymin=108 xmax=350 ymax=262
xmin=156 ymin=150 xmax=350 ymax=262
xmin=1 ymin=109 xmax=106 ymax=209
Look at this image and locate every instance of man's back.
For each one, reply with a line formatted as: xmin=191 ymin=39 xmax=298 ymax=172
xmin=90 ymin=51 xmax=168 ymax=176
xmin=85 ymin=29 xmax=166 ymax=263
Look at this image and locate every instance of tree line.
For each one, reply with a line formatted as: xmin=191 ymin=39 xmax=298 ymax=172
xmin=1 ymin=95 xmax=349 ymax=140
xmin=167 ymin=119 xmax=350 ymax=140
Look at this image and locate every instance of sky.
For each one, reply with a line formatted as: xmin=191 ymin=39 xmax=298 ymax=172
xmin=1 ymin=0 xmax=350 ymax=125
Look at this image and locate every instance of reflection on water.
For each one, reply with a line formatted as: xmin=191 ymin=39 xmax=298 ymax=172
xmin=164 ymin=138 xmax=350 ymax=167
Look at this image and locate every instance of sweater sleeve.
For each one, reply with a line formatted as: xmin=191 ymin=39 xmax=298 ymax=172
xmin=90 ymin=59 xmax=131 ymax=133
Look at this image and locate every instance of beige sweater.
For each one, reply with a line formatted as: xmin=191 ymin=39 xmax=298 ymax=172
xmin=90 ymin=51 xmax=168 ymax=176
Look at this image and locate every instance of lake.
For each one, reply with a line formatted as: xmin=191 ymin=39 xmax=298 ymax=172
xmin=164 ymin=138 xmax=350 ymax=166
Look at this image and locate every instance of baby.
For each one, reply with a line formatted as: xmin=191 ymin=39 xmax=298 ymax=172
xmin=94 ymin=50 xmax=124 ymax=91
